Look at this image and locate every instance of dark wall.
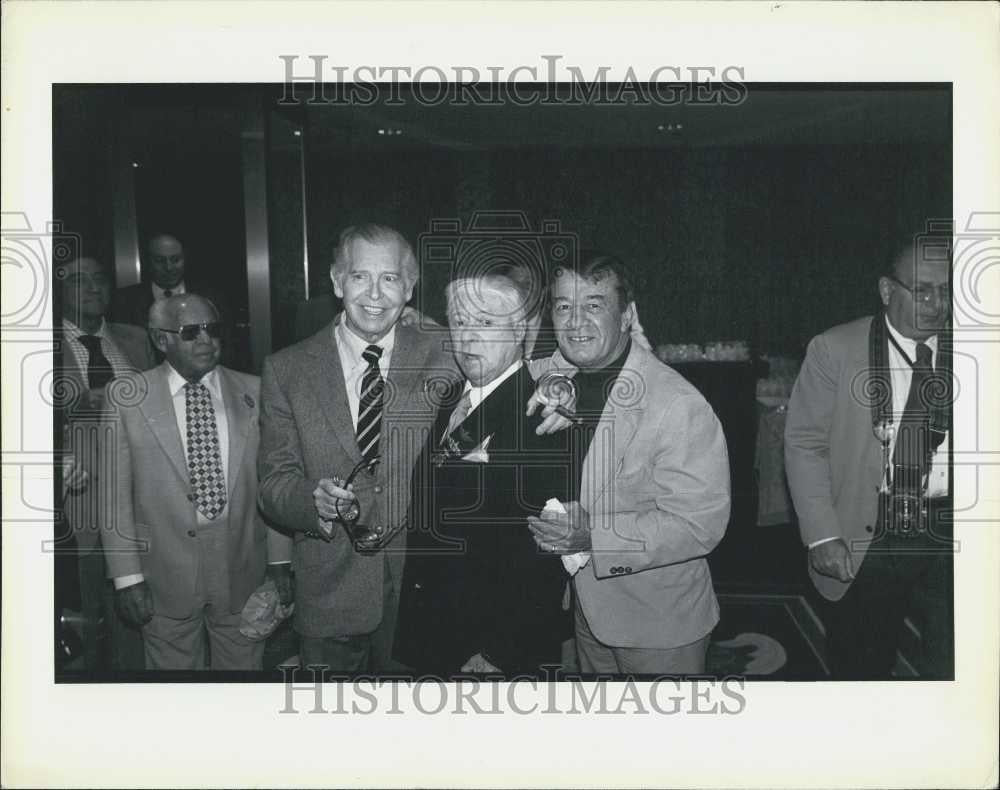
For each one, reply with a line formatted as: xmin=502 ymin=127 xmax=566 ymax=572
xmin=300 ymin=141 xmax=949 ymax=356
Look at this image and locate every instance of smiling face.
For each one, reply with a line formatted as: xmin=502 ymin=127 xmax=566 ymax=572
xmin=332 ymin=238 xmax=415 ymax=343
xmin=153 ymin=296 xmax=221 ymax=382
xmin=147 ymin=235 xmax=186 ymax=289
xmin=550 ymin=269 xmax=634 ymax=370
xmin=447 ymin=278 xmax=526 ymax=387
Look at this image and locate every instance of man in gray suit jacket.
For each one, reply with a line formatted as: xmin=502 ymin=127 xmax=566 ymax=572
xmin=55 ymin=255 xmax=156 ymax=670
xmin=528 ymin=252 xmax=730 ymax=675
xmin=258 ymin=224 xmax=458 ymax=672
xmin=785 ymin=239 xmax=953 ymax=679
xmin=103 ymin=294 xmax=291 ymax=670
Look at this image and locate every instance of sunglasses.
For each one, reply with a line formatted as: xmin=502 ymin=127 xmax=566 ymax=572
xmin=157 ymin=321 xmax=224 ymax=341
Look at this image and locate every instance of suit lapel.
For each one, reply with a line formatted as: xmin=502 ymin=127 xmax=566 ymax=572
xmin=139 ymin=366 xmax=190 ymax=484
xmin=387 ymin=324 xmax=432 ymax=414
xmin=303 ymin=327 xmax=363 ymax=465
xmin=579 ymin=345 xmax=645 ymax=511
xmin=219 ymin=368 xmax=251 ymax=497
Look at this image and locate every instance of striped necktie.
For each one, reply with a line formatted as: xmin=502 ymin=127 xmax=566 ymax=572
xmin=356 ymin=345 xmax=384 ymax=465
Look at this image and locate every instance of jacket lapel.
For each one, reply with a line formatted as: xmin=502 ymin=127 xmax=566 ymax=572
xmin=219 ymin=368 xmax=251 ymax=497
xmin=578 ymin=345 xmax=645 ymax=512
xmin=139 ymin=366 xmax=189 ymax=484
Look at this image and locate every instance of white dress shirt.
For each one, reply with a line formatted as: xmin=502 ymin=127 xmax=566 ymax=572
xmin=113 ymin=363 xmax=230 ymax=589
xmin=461 ymin=360 xmax=523 ymax=418
xmin=808 ymin=316 xmax=949 ymax=551
xmin=334 ymin=321 xmax=396 ymax=429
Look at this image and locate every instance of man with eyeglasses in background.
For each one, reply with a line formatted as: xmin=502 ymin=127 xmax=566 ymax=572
xmin=55 ymin=255 xmax=155 ymax=671
xmin=102 ymin=294 xmax=291 ymax=670
xmin=785 ymin=231 xmax=954 ymax=679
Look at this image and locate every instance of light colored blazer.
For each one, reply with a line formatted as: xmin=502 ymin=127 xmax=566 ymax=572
xmin=58 ymin=322 xmax=155 ymax=553
xmin=531 ymin=342 xmax=731 ymax=649
xmin=258 ymin=321 xmax=458 ymax=638
xmin=784 ymin=316 xmax=884 ymax=602
xmin=102 ymin=363 xmax=291 ymax=618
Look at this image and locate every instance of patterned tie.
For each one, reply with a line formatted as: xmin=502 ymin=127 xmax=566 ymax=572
xmin=185 ymin=381 xmax=227 ymax=519
xmin=356 ymin=345 xmax=384 ymax=465
xmin=892 ymin=342 xmax=933 ymax=495
xmin=77 ymin=334 xmax=114 ymax=389
xmin=445 ymin=389 xmax=473 ymax=439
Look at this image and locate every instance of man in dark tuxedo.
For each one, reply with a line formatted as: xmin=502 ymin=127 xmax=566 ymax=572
xmin=55 ymin=255 xmax=155 ymax=670
xmin=395 ymin=273 xmax=575 ymax=676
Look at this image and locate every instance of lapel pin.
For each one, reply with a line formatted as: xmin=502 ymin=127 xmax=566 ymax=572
xmin=244 ymin=394 xmax=255 ymax=408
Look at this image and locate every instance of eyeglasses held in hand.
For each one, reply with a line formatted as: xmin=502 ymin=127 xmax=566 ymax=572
xmin=335 ymin=456 xmax=388 ymax=553
xmin=156 ymin=321 xmax=224 ymax=341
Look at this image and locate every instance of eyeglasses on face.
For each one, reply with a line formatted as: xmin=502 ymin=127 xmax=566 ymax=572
xmin=886 ymin=275 xmax=951 ymax=305
xmin=157 ymin=321 xmax=224 ymax=341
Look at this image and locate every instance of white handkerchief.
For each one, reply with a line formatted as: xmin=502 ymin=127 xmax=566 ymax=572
xmin=461 ymin=434 xmax=492 ymax=463
xmin=541 ymin=498 xmax=592 ymax=577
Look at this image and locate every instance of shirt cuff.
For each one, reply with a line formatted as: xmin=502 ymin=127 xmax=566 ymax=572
xmin=807 ymin=536 xmax=841 ymax=550
xmin=113 ymin=573 xmax=144 ymax=590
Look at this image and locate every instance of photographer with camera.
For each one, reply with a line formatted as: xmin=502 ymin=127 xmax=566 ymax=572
xmin=785 ymin=233 xmax=953 ymax=679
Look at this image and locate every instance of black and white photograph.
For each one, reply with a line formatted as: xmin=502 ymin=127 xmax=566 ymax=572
xmin=3 ymin=2 xmax=998 ymax=788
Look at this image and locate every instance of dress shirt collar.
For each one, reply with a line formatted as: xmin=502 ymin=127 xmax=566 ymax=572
xmin=334 ymin=319 xmax=396 ymax=371
xmin=884 ymin=314 xmax=937 ymax=361
xmin=63 ymin=317 xmax=107 ymax=338
xmin=463 ymin=359 xmax=523 ymax=413
xmin=165 ymin=361 xmax=222 ymax=399
xmin=153 ymin=281 xmax=186 ymax=300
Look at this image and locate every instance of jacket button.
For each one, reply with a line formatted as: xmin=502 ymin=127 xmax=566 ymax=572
xmin=865 ymin=525 xmax=873 ymax=533
xmin=187 ymin=493 xmax=197 ymax=502
xmin=374 ymin=485 xmax=383 ymax=494
xmin=187 ymin=529 xmax=196 ymax=537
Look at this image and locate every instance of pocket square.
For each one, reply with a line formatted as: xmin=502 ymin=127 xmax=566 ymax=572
xmin=461 ymin=434 xmax=492 ymax=463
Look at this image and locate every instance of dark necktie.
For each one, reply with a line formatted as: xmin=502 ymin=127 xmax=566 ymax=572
xmin=892 ymin=342 xmax=933 ymax=495
xmin=185 ymin=381 xmax=227 ymax=519
xmin=356 ymin=345 xmax=384 ymax=465
xmin=76 ymin=334 xmax=114 ymax=389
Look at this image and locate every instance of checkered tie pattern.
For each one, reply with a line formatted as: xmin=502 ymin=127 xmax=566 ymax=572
xmin=185 ymin=381 xmax=227 ymax=519
xmin=355 ymin=345 xmax=384 ymax=465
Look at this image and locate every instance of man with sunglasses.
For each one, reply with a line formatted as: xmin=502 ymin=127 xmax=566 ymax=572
xmin=102 ymin=294 xmax=291 ymax=670
xmin=785 ymin=233 xmax=953 ymax=679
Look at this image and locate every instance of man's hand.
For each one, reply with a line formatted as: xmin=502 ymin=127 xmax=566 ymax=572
xmin=61 ymin=455 xmax=89 ymax=497
xmin=526 ymin=377 xmax=578 ymax=435
xmin=116 ymin=581 xmax=154 ymax=627
xmin=266 ymin=563 xmax=294 ymax=606
xmin=809 ymin=539 xmax=855 ymax=582
xmin=527 ymin=501 xmax=591 ymax=554
xmin=313 ymin=478 xmax=357 ymax=522
xmin=461 ymin=653 xmax=501 ymax=673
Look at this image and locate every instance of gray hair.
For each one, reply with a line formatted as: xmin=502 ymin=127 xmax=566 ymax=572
xmin=330 ymin=224 xmax=418 ymax=287
xmin=446 ymin=274 xmax=528 ymax=327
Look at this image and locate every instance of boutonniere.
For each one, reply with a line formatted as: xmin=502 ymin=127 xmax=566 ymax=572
xmin=244 ymin=393 xmax=255 ymax=409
